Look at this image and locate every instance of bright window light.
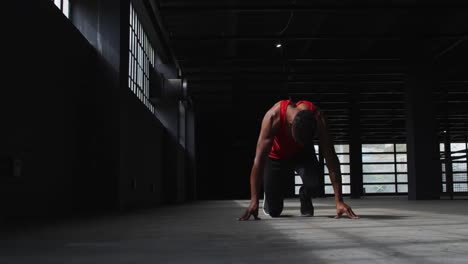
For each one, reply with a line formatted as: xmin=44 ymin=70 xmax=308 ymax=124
xmin=129 ymin=3 xmax=156 ymax=115
xmin=362 ymin=143 xmax=408 ymax=194
xmin=51 ymin=0 xmax=70 ymax=18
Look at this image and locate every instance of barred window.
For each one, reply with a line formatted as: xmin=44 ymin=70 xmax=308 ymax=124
xmin=129 ymin=3 xmax=156 ymax=114
xmin=51 ymin=0 xmax=70 ymax=18
xmin=441 ymin=142 xmax=468 ymax=193
xmin=362 ymin=144 xmax=408 ymax=194
xmin=324 ymin=144 xmax=351 ymax=195
xmin=294 ymin=144 xmax=351 ymax=196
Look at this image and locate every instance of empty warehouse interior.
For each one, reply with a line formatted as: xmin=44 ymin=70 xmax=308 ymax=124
xmin=1 ymin=0 xmax=468 ymax=263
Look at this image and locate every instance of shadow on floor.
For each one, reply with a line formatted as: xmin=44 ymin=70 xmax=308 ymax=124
xmin=324 ymin=215 xmax=410 ymax=220
xmin=261 ymin=215 xmax=410 ymax=220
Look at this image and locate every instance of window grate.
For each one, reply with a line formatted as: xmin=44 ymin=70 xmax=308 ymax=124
xmin=51 ymin=0 xmax=70 ymax=18
xmin=129 ymin=3 xmax=156 ymax=114
xmin=441 ymin=142 xmax=468 ymax=194
xmin=362 ymin=143 xmax=408 ymax=194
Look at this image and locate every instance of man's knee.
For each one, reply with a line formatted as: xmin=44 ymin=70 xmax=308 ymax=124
xmin=267 ymin=208 xmax=283 ymax=217
xmin=264 ymin=196 xmax=284 ymax=217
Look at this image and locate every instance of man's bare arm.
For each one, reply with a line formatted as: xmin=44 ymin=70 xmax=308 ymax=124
xmin=250 ymin=112 xmax=276 ymax=200
xmin=316 ymin=110 xmax=343 ymax=203
xmin=316 ymin=109 xmax=359 ymax=219
xmin=239 ymin=107 xmax=278 ymax=220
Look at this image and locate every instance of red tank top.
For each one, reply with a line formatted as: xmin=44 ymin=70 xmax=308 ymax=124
xmin=268 ymin=99 xmax=315 ymax=159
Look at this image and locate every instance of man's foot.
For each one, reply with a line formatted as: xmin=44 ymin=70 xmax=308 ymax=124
xmin=262 ymin=193 xmax=284 ymax=217
xmin=299 ymin=187 xmax=314 ymax=216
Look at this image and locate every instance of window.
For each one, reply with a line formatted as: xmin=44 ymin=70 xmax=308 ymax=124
xmin=129 ymin=3 xmax=156 ymax=114
xmin=441 ymin=142 xmax=468 ymax=193
xmin=52 ymin=0 xmax=70 ymax=18
xmin=324 ymin=144 xmax=351 ymax=195
xmin=362 ymin=144 xmax=408 ymax=194
xmin=294 ymin=144 xmax=351 ymax=196
xmin=293 ymin=143 xmax=409 ymax=196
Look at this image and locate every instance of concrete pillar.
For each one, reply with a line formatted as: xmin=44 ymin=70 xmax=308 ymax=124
xmin=350 ymin=87 xmax=363 ymax=198
xmin=444 ymin=132 xmax=454 ymax=199
xmin=405 ymin=64 xmax=442 ymax=200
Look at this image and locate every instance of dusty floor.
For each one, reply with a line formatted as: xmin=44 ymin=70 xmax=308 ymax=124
xmin=1 ymin=197 xmax=467 ymax=263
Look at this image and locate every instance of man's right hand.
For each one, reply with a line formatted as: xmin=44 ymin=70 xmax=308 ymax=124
xmin=238 ymin=200 xmax=261 ymax=221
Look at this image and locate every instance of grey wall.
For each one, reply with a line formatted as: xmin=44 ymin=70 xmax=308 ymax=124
xmin=185 ymin=103 xmax=197 ymax=200
xmin=119 ymin=90 xmax=164 ymax=208
xmin=1 ymin=0 xmax=118 ymax=216
xmin=1 ymin=0 xmax=193 ymax=218
xmin=70 ymin=0 xmax=123 ymax=212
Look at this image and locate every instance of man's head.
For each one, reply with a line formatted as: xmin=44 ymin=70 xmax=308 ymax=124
xmin=291 ymin=110 xmax=317 ymax=146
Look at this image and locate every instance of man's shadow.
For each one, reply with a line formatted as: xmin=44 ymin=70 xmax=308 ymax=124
xmin=323 ymin=215 xmax=409 ymax=220
xmin=262 ymin=215 xmax=409 ymax=220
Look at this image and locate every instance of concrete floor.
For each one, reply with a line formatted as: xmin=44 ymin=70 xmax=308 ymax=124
xmin=1 ymin=197 xmax=467 ymax=263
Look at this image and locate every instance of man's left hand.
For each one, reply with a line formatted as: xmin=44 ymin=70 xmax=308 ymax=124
xmin=335 ymin=201 xmax=359 ymax=219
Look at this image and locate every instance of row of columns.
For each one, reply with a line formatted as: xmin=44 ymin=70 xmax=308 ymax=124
xmin=348 ymin=63 xmax=442 ymax=200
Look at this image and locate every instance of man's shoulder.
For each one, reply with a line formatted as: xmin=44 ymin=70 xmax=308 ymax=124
xmin=272 ymin=100 xmax=282 ymax=108
xmin=266 ymin=103 xmax=280 ymax=118
xmin=264 ymin=102 xmax=281 ymax=128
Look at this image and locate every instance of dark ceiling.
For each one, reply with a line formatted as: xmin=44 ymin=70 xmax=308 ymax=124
xmin=156 ymin=0 xmax=468 ymax=143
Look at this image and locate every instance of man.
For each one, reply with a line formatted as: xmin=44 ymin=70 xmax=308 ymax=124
xmin=239 ymin=98 xmax=358 ymax=220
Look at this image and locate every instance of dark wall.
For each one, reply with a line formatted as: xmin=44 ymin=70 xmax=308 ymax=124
xmin=161 ymin=131 xmax=182 ymax=204
xmin=150 ymin=98 xmax=192 ymax=204
xmin=185 ymin=104 xmax=197 ymax=200
xmin=114 ymin=0 xmax=194 ymax=208
xmin=72 ymin=0 xmax=122 ymax=73
xmin=1 ymin=0 xmax=189 ymax=218
xmin=1 ymin=0 xmax=119 ymax=216
xmin=70 ymin=0 xmax=123 ymax=211
xmin=119 ymin=91 xmax=164 ymax=208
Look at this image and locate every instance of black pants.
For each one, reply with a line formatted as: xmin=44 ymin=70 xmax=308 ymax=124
xmin=263 ymin=148 xmax=322 ymax=217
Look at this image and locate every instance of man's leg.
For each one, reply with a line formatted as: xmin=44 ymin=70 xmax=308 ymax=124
xmin=294 ymin=149 xmax=322 ymax=216
xmin=263 ymin=158 xmax=287 ymax=217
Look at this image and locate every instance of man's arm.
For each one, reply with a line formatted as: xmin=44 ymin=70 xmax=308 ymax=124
xmin=316 ymin=110 xmax=342 ymax=202
xmin=316 ymin=109 xmax=359 ymax=219
xmin=238 ymin=108 xmax=277 ymax=221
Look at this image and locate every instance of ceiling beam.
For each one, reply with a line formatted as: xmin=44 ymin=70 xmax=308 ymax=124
xmin=188 ymin=79 xmax=404 ymax=84
xmin=170 ymin=33 xmax=465 ymax=41
xmin=160 ymin=4 xmax=468 ymax=12
xmin=179 ymin=59 xmax=404 ymax=70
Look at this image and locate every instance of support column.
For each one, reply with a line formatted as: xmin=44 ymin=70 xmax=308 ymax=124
xmin=350 ymin=87 xmax=363 ymax=198
xmin=444 ymin=131 xmax=454 ymax=200
xmin=405 ymin=63 xmax=442 ymax=200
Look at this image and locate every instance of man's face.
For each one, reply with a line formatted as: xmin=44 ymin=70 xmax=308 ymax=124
xmin=291 ymin=110 xmax=317 ymax=146
xmin=291 ymin=126 xmax=305 ymax=146
xmin=292 ymin=125 xmax=316 ymax=146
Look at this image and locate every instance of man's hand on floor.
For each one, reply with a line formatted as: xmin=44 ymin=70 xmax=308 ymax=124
xmin=238 ymin=200 xmax=261 ymax=221
xmin=335 ymin=201 xmax=359 ymax=219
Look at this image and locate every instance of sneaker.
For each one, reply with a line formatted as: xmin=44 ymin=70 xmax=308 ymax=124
xmin=262 ymin=193 xmax=269 ymax=216
xmin=299 ymin=187 xmax=314 ymax=216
